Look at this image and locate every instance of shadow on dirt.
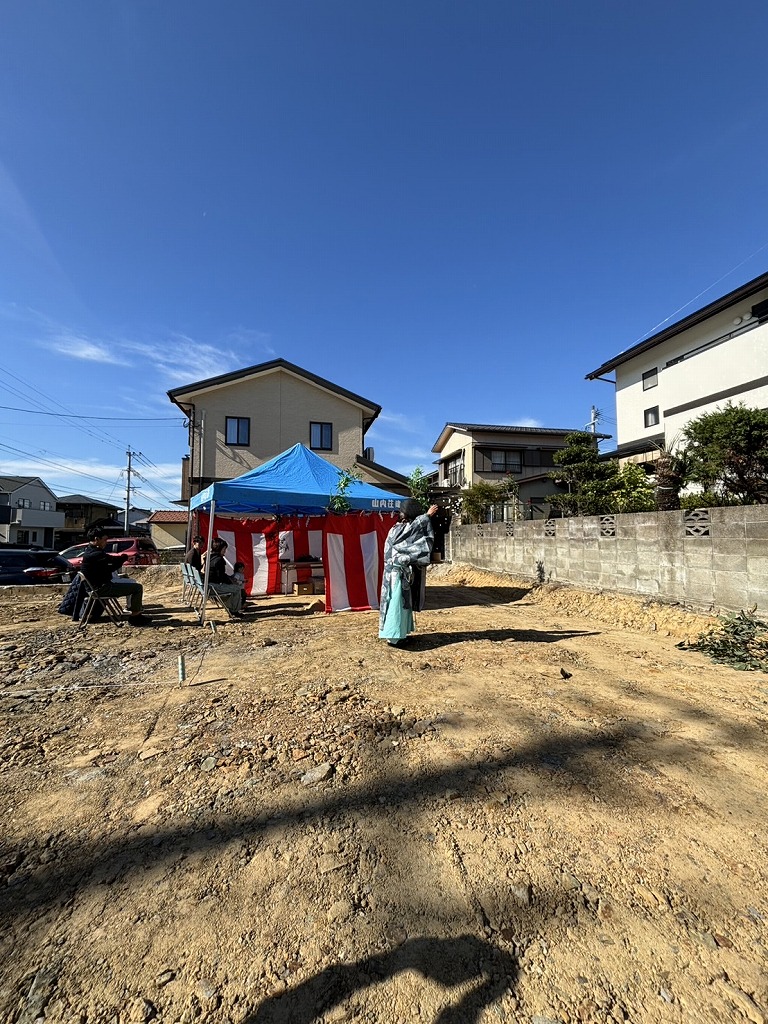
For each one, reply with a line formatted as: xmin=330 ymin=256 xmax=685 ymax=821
xmin=245 ymin=935 xmax=518 ymax=1023
xmin=403 ymin=628 xmax=599 ymax=650
xmin=0 ymin=723 xmax=695 ymax=926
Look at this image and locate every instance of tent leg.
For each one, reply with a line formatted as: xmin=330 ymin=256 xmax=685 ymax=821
xmin=200 ymin=499 xmax=215 ymax=625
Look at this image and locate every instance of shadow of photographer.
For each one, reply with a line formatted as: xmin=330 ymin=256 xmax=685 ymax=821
xmin=246 ymin=934 xmax=518 ymax=1023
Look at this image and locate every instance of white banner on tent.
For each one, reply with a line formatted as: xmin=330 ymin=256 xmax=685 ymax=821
xmin=215 ymin=528 xmax=237 ymax=573
xmin=278 ymin=528 xmax=323 ymax=562
xmin=360 ymin=529 xmax=380 ymax=609
xmin=251 ymin=532 xmax=271 ymax=595
xmin=325 ymin=527 xmax=381 ymax=612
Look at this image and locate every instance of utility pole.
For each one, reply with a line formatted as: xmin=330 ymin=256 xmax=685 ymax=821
xmin=585 ymin=406 xmax=600 ymax=433
xmin=124 ymin=449 xmax=140 ymax=534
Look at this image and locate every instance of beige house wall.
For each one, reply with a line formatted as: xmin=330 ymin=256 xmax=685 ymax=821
xmin=189 ymin=368 xmax=367 ymax=480
xmin=150 ymin=522 xmax=187 ymax=549
xmin=438 ymin=428 xmax=571 ymax=487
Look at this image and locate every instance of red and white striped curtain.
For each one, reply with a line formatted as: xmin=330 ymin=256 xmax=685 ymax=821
xmin=196 ymin=512 xmax=398 ymax=612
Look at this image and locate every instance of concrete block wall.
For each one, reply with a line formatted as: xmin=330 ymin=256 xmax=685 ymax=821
xmin=451 ymin=506 xmax=768 ymax=615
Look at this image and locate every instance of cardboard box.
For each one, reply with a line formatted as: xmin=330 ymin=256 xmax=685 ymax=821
xmin=293 ymin=582 xmax=314 ymax=596
xmin=311 ymin=577 xmax=325 ymax=595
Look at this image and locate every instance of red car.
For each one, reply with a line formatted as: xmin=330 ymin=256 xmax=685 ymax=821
xmin=60 ymin=537 xmax=161 ymax=569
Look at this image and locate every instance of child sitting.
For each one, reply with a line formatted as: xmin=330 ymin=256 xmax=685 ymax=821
xmin=232 ymin=561 xmax=247 ymax=605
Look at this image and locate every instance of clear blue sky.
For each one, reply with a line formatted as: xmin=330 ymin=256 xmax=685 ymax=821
xmin=1 ymin=1 xmax=767 ymax=509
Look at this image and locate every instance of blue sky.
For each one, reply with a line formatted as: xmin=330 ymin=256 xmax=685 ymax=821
xmin=1 ymin=1 xmax=767 ymax=509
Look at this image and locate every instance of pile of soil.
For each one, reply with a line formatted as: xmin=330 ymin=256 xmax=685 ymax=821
xmin=1 ymin=565 xmax=766 ymax=1023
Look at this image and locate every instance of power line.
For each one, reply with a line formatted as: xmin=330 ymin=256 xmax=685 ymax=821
xmin=0 ymin=373 xmax=126 ymax=451
xmin=131 ymin=468 xmax=180 ymax=506
xmin=0 ymin=440 xmax=125 ymax=489
xmin=631 ymin=239 xmax=768 ymax=346
xmin=0 ymin=403 xmax=182 ymax=421
xmin=0 ymin=439 xmax=181 ymax=507
xmin=133 ymin=488 xmax=179 ymax=509
xmin=0 ymin=361 xmax=184 ymax=486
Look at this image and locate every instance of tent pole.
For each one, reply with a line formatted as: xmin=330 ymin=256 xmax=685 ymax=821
xmin=200 ymin=499 xmax=215 ymax=624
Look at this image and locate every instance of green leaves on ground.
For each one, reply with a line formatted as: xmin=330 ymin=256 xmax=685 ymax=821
xmin=677 ymin=609 xmax=768 ymax=672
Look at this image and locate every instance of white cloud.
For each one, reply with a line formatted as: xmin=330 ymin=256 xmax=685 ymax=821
xmin=502 ymin=416 xmax=543 ymax=428
xmin=372 ymin=411 xmax=426 ymax=434
xmin=37 ymin=320 xmax=275 ymax=386
xmin=45 ymin=331 xmax=130 ymax=365
xmin=131 ymin=332 xmax=241 ymax=384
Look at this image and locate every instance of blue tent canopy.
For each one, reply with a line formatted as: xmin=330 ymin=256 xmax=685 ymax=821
xmin=189 ymin=443 xmax=405 ymax=516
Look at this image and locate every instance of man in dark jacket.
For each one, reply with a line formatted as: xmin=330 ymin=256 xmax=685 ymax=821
xmin=80 ymin=527 xmax=151 ymax=626
xmin=184 ymin=535 xmax=205 ymax=572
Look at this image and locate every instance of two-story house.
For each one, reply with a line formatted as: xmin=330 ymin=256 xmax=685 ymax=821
xmin=0 ymin=476 xmax=64 ymax=547
xmin=432 ymin=424 xmax=609 ymax=520
xmin=55 ymin=494 xmax=121 ymax=548
xmin=167 ymin=357 xmax=409 ymax=500
xmin=586 ymin=269 xmax=768 ymax=466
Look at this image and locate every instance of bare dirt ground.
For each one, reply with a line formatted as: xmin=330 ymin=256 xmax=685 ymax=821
xmin=1 ymin=564 xmax=767 ymax=1024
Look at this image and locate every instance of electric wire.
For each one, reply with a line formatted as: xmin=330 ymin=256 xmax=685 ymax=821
xmin=0 ymin=363 xmax=184 ymax=500
xmin=0 ymin=404 xmax=181 ymax=421
xmin=132 ymin=474 xmax=180 ymax=506
xmin=0 ymin=373 xmax=126 ymax=451
xmin=0 ymin=440 xmax=125 ymax=489
xmin=630 ymin=239 xmax=768 ymax=346
xmin=0 ymin=437 xmax=178 ymax=507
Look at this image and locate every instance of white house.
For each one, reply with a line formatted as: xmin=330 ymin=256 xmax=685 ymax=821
xmin=586 ymin=270 xmax=768 ymax=465
xmin=0 ymin=476 xmax=65 ymax=547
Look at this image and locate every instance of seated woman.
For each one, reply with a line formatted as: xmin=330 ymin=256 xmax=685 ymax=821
xmin=206 ymin=538 xmax=243 ymax=617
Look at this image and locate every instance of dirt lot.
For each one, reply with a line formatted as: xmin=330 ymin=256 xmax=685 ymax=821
xmin=1 ymin=564 xmax=767 ymax=1024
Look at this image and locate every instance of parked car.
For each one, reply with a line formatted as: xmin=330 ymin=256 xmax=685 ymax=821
xmin=104 ymin=537 xmax=161 ymax=566
xmin=0 ymin=549 xmax=74 ymax=585
xmin=59 ymin=542 xmax=90 ymax=568
xmin=60 ymin=537 xmax=161 ymax=569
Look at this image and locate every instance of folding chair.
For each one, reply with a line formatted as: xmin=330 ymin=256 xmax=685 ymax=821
xmin=181 ymin=562 xmax=194 ymax=606
xmin=185 ymin=564 xmax=203 ymax=613
xmin=76 ymin=572 xmax=126 ymax=628
xmin=190 ymin=565 xmax=236 ymax=619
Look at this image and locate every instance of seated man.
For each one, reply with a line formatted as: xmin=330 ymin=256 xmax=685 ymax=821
xmin=80 ymin=527 xmax=151 ymax=626
xmin=185 ymin=534 xmax=205 ymax=572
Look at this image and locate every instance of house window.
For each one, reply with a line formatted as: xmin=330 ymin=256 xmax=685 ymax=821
xmin=225 ymin=416 xmax=250 ymax=446
xmin=32 ymin=531 xmax=38 ymax=542
xmin=490 ymin=449 xmax=522 ymax=474
xmin=40 ymin=501 xmax=53 ymax=511
xmin=539 ymin=450 xmax=556 ymax=468
xmin=16 ymin=529 xmax=29 ymax=544
xmin=444 ymin=453 xmax=464 ymax=488
xmin=644 ymin=406 xmax=660 ymax=428
xmin=310 ymin=422 xmax=333 ymax=451
xmin=642 ymin=368 xmax=658 ymax=390
xmin=16 ymin=498 xmax=32 ymax=509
